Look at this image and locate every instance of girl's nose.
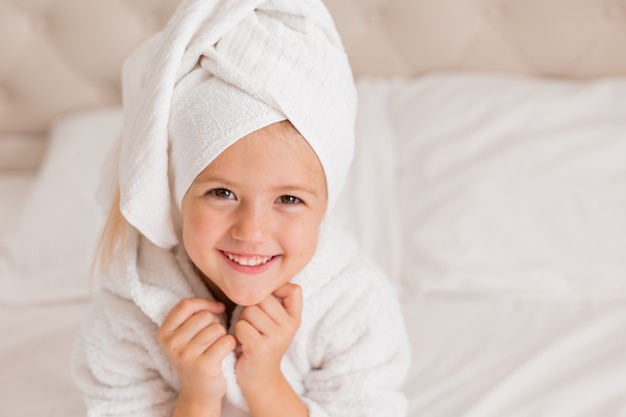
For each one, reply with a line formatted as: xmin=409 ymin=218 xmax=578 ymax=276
xmin=230 ymin=204 xmax=271 ymax=243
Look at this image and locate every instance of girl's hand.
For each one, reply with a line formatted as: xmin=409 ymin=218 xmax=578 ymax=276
xmin=234 ymin=283 xmax=303 ymax=393
xmin=157 ymin=298 xmax=236 ymax=409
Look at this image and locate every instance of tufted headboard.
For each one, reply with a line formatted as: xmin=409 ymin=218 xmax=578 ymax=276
xmin=2 ymin=0 xmax=626 ymax=168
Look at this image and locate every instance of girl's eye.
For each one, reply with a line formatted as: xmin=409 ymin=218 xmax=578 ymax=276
xmin=277 ymin=195 xmax=302 ymax=205
xmin=210 ymin=188 xmax=235 ymax=199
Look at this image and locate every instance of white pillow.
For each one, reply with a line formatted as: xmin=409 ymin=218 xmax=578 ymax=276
xmin=0 ymin=108 xmax=122 ymax=304
xmin=333 ymin=81 xmax=402 ymax=286
xmin=365 ymin=73 xmax=626 ymax=300
xmin=0 ymin=134 xmax=46 ymax=170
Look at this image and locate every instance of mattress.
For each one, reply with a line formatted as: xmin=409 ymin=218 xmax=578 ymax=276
xmin=1 ymin=73 xmax=626 ymax=416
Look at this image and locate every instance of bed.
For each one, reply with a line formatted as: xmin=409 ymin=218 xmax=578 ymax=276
xmin=1 ymin=1 xmax=626 ymax=416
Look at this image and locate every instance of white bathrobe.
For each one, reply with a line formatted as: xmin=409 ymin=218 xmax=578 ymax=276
xmin=72 ymin=218 xmax=411 ymax=417
xmin=72 ymin=0 xmax=410 ymax=415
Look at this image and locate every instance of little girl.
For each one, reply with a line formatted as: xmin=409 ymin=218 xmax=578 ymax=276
xmin=72 ymin=1 xmax=410 ymax=416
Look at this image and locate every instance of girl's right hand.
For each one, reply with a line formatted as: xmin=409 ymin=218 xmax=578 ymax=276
xmin=157 ymin=298 xmax=236 ymax=409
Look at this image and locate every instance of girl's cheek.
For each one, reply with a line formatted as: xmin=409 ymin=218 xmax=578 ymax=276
xmin=184 ymin=207 xmax=221 ymax=240
xmin=290 ymin=218 xmax=319 ymax=252
xmin=191 ymin=204 xmax=221 ymax=226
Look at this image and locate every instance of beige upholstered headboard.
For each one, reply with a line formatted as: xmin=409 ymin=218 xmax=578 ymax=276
xmin=2 ymin=0 xmax=626 ymax=167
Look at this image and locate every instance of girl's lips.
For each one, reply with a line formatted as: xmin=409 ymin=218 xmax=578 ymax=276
xmin=220 ymin=250 xmax=279 ymax=274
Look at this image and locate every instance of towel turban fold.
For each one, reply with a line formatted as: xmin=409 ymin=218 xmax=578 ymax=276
xmin=118 ymin=0 xmax=356 ymax=248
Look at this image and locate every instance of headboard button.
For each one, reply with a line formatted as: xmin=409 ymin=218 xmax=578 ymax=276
xmin=485 ymin=5 xmax=503 ymax=21
xmin=606 ymin=3 xmax=624 ymax=19
xmin=0 ymin=85 xmax=12 ymax=102
xmin=30 ymin=15 xmax=49 ymax=33
xmin=99 ymin=80 xmax=121 ymax=103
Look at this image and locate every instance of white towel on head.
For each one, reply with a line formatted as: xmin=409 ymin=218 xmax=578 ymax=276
xmin=168 ymin=68 xmax=286 ymax=207
xmin=118 ymin=0 xmax=357 ymax=249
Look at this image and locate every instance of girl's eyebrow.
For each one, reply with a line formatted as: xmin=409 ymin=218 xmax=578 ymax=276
xmin=193 ymin=175 xmax=319 ymax=196
xmin=271 ymin=184 xmax=318 ymax=196
xmin=192 ymin=174 xmax=232 ymax=186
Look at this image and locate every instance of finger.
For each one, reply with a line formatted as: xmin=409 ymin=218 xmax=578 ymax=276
xmin=204 ymin=334 xmax=237 ymax=365
xmin=161 ymin=298 xmax=225 ymax=333
xmin=191 ymin=334 xmax=236 ymax=374
xmin=271 ymin=283 xmax=303 ymax=321
xmin=234 ymin=318 xmax=262 ymax=345
xmin=186 ymin=323 xmax=228 ymax=357
xmin=173 ymin=310 xmax=221 ymax=345
xmin=239 ymin=304 xmax=277 ymax=336
xmin=256 ymin=294 xmax=292 ymax=326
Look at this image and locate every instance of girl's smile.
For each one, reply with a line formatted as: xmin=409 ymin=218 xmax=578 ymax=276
xmin=220 ymin=250 xmax=279 ymax=273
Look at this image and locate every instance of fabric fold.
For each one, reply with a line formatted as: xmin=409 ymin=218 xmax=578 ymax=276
xmin=105 ymin=217 xmax=360 ymax=413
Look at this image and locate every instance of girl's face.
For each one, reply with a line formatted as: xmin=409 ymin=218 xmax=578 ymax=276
xmin=181 ymin=122 xmax=327 ymax=307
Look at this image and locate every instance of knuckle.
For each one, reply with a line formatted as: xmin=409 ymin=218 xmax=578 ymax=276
xmin=291 ymin=283 xmax=302 ymax=295
xmin=216 ymin=333 xmax=232 ymax=347
xmin=178 ymin=297 xmax=196 ymax=311
xmin=234 ymin=320 xmax=244 ymax=333
xmin=208 ymin=322 xmax=227 ymax=336
xmin=225 ymin=334 xmax=237 ymax=349
xmin=166 ymin=339 xmax=182 ymax=356
xmin=180 ymin=350 xmax=197 ymax=364
xmin=234 ymin=321 xmax=250 ymax=338
xmin=239 ymin=305 xmax=255 ymax=319
xmin=197 ymin=323 xmax=226 ymax=345
xmin=215 ymin=335 xmax=237 ymax=356
xmin=194 ymin=310 xmax=213 ymax=322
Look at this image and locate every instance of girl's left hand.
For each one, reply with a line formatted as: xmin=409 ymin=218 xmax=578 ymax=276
xmin=234 ymin=282 xmax=302 ymax=392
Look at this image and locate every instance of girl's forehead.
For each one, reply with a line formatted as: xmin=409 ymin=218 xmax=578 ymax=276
xmin=246 ymin=121 xmax=315 ymax=154
xmin=198 ymin=121 xmax=328 ymax=193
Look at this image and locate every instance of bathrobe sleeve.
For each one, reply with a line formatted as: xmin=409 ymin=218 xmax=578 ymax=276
xmin=301 ymin=256 xmax=412 ymax=417
xmin=71 ymin=288 xmax=179 ymax=417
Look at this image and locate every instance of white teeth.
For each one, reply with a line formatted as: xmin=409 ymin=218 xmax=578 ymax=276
xmin=226 ymin=253 xmax=272 ymax=266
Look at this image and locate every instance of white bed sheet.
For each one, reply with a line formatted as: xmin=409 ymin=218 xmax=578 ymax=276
xmin=0 ymin=301 xmax=89 ymax=417
xmin=403 ymin=293 xmax=626 ymax=417
xmin=1 ymin=294 xmax=625 ymax=417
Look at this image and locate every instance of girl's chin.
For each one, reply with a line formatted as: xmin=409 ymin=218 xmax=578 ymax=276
xmin=227 ymin=291 xmax=271 ymax=307
xmin=197 ymin=272 xmax=271 ymax=307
